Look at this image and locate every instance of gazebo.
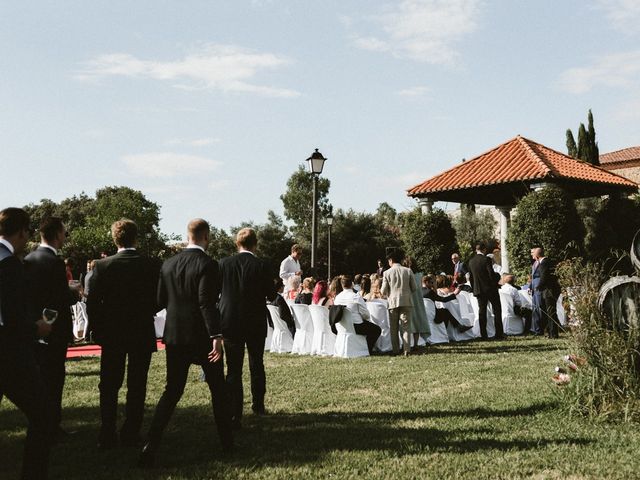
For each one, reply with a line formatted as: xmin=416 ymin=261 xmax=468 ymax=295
xmin=407 ymin=135 xmax=638 ymax=271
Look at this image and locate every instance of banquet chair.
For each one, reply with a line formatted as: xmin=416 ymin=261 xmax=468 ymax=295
xmin=499 ymin=290 xmax=525 ymax=335
xmin=154 ymin=308 xmax=166 ymax=339
xmin=290 ymin=304 xmax=314 ymax=355
xmin=265 ymin=315 xmax=273 ymax=351
xmin=266 ymin=305 xmax=294 ymax=353
xmin=460 ymin=291 xmax=496 ymax=338
xmin=436 ymin=299 xmax=475 ymax=342
xmin=334 ymin=309 xmax=369 ymax=358
xmin=366 ymin=301 xmax=392 ymax=352
xmin=557 ymin=294 xmax=566 ymax=326
xmin=71 ymin=301 xmax=89 ymax=341
xmin=308 ymin=305 xmax=337 ymax=356
xmin=424 ymin=299 xmax=449 ymax=344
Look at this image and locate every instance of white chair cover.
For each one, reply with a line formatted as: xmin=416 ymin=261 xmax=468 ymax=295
xmin=437 ymin=299 xmax=475 ymax=342
xmin=499 ymin=290 xmax=525 ymax=335
xmin=366 ymin=301 xmax=392 ymax=352
xmin=266 ymin=305 xmax=294 ymax=353
xmin=153 ymin=308 xmax=166 ymax=339
xmin=424 ymin=299 xmax=449 ymax=344
xmin=71 ymin=301 xmax=89 ymax=341
xmin=557 ymin=294 xmax=566 ymax=326
xmin=460 ymin=291 xmax=496 ymax=338
xmin=265 ymin=317 xmax=273 ymax=351
xmin=308 ymin=305 xmax=337 ymax=356
xmin=334 ymin=309 xmax=369 ymax=358
xmin=290 ymin=304 xmax=314 ymax=355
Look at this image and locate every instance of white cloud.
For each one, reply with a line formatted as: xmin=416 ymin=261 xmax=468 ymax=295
xmin=593 ymin=0 xmax=640 ymax=32
xmin=209 ymin=180 xmax=230 ymax=190
xmin=348 ymin=0 xmax=483 ymax=65
xmin=165 ymin=137 xmax=221 ymax=147
xmin=76 ymin=44 xmax=300 ymax=98
xmin=122 ymin=152 xmax=222 ymax=178
xmin=557 ymin=50 xmax=640 ymax=94
xmin=396 ymin=85 xmax=431 ymax=97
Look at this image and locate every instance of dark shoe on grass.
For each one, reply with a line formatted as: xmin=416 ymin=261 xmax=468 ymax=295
xmin=137 ymin=443 xmax=156 ymax=468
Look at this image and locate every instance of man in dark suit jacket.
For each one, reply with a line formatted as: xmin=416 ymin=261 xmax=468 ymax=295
xmin=219 ymin=227 xmax=271 ymax=428
xmin=139 ymin=218 xmax=233 ymax=467
xmin=87 ymin=219 xmax=159 ymax=449
xmin=24 ymin=217 xmax=79 ymax=442
xmin=468 ymin=242 xmax=504 ymax=340
xmin=532 ymin=246 xmax=561 ymax=339
xmin=0 ymin=207 xmax=52 ymax=479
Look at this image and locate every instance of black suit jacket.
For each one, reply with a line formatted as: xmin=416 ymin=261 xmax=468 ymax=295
xmin=87 ymin=249 xmax=159 ymax=352
xmin=468 ymin=253 xmax=499 ymax=297
xmin=24 ymin=246 xmax=77 ymax=346
xmin=158 ymin=248 xmax=221 ymax=354
xmin=537 ymin=257 xmax=561 ymax=296
xmin=0 ymin=243 xmax=34 ymax=344
xmin=218 ymin=251 xmax=271 ymax=342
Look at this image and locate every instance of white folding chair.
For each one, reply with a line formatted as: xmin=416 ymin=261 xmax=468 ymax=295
xmin=290 ymin=304 xmax=314 ymax=355
xmin=71 ymin=301 xmax=89 ymax=341
xmin=334 ymin=309 xmax=369 ymax=358
xmin=265 ymin=316 xmax=273 ymax=351
xmin=557 ymin=293 xmax=566 ymax=326
xmin=499 ymin=290 xmax=524 ymax=335
xmin=152 ymin=308 xmax=166 ymax=339
xmin=463 ymin=292 xmax=496 ymax=338
xmin=266 ymin=305 xmax=294 ymax=353
xmin=308 ymin=305 xmax=337 ymax=356
xmin=366 ymin=301 xmax=392 ymax=352
xmin=424 ymin=299 xmax=449 ymax=344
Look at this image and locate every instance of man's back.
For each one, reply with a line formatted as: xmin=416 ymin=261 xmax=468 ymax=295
xmin=468 ymin=253 xmax=496 ymax=296
xmin=0 ymin=245 xmax=32 ymax=343
xmin=381 ymin=264 xmax=416 ymax=309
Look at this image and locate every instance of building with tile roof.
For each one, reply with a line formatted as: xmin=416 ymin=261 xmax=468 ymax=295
xmin=600 ymin=146 xmax=640 ymax=184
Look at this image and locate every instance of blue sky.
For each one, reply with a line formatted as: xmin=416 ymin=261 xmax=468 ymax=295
xmin=1 ymin=0 xmax=639 ymax=236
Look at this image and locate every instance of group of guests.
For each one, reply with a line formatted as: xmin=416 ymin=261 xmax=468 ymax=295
xmin=0 ymin=208 xmax=274 ymax=479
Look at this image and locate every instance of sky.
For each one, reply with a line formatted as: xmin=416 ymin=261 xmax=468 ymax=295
xmin=1 ymin=0 xmax=639 ymax=237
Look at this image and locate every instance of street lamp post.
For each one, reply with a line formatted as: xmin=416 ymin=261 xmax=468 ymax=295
xmin=326 ymin=214 xmax=333 ymax=280
xmin=306 ymin=148 xmax=327 ymax=269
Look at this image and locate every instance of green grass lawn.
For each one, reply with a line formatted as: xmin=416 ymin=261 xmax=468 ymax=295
xmin=2 ymin=336 xmax=640 ymax=479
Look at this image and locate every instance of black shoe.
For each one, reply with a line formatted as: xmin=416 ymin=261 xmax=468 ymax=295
xmin=97 ymin=433 xmax=118 ymax=450
xmin=120 ymin=433 xmax=143 ymax=448
xmin=252 ymin=406 xmax=268 ymax=416
xmin=494 ymin=334 xmax=506 ymax=340
xmin=457 ymin=325 xmax=473 ymax=333
xmin=137 ymin=443 xmax=156 ymax=468
xmin=231 ymin=417 xmax=242 ymax=430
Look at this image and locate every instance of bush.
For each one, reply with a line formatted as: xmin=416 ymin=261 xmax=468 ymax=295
xmin=401 ymin=207 xmax=457 ymax=274
xmin=507 ymin=185 xmax=583 ymax=281
xmin=556 ymin=259 xmax=640 ymax=421
xmin=451 ymin=206 xmax=497 ymax=261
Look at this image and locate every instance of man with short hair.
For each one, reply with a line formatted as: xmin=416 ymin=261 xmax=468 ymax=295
xmin=24 ymin=216 xmax=79 ymax=442
xmin=87 ymin=218 xmax=160 ymax=449
xmin=381 ymin=251 xmax=417 ymax=356
xmin=468 ymin=242 xmax=504 ymax=340
xmin=0 ymin=207 xmax=52 ymax=479
xmin=279 ymin=244 xmax=302 ymax=293
xmin=219 ymin=228 xmax=272 ymax=428
xmin=334 ymin=275 xmax=381 ymax=354
xmin=500 ymin=273 xmax=532 ymax=333
xmin=451 ymin=252 xmax=467 ymax=278
xmin=139 ymin=219 xmax=233 ymax=467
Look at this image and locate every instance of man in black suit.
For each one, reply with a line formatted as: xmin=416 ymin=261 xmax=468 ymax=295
xmin=532 ymin=246 xmax=561 ymax=339
xmin=219 ymin=227 xmax=271 ymax=428
xmin=139 ymin=219 xmax=233 ymax=467
xmin=0 ymin=207 xmax=53 ymax=479
xmin=87 ymin=219 xmax=159 ymax=449
xmin=24 ymin=216 xmax=79 ymax=443
xmin=468 ymin=242 xmax=504 ymax=340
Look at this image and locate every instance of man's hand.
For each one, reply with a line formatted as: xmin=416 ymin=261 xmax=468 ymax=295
xmin=208 ymin=337 xmax=223 ymax=363
xmin=453 ymin=287 xmax=461 ymax=295
xmin=36 ymin=318 xmax=53 ymax=338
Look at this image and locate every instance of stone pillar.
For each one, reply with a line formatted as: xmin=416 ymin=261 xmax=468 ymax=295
xmin=418 ymin=198 xmax=434 ymax=214
xmin=497 ymin=206 xmax=513 ymax=273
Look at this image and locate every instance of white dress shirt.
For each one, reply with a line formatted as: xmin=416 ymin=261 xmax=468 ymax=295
xmin=185 ymin=244 xmax=205 ymax=252
xmin=0 ymin=238 xmax=15 ymax=254
xmin=40 ymin=243 xmax=57 ymax=255
xmin=500 ymin=283 xmax=523 ymax=308
xmin=279 ymin=255 xmax=301 ymax=281
xmin=333 ymin=288 xmax=370 ymax=324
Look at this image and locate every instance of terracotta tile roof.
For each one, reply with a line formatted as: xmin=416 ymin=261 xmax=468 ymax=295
xmin=600 ymin=146 xmax=640 ymax=165
xmin=407 ymin=135 xmax=637 ymax=197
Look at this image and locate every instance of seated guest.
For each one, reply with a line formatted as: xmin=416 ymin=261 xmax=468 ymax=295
xmin=295 ymin=277 xmax=315 ymax=305
xmin=359 ymin=275 xmax=371 ymax=300
xmin=435 ymin=274 xmax=452 ymax=296
xmin=334 ymin=275 xmax=381 ymax=354
xmin=365 ymin=277 xmax=385 ymax=301
xmin=500 ymin=273 xmax=532 ymax=333
xmin=312 ymin=280 xmax=330 ymax=306
xmin=454 ymin=272 xmax=473 ymax=292
xmin=286 ymin=275 xmax=301 ymax=301
xmin=326 ymin=277 xmax=343 ymax=307
xmin=269 ymin=278 xmax=295 ymax=336
xmin=422 ymin=276 xmax=472 ymax=333
xmin=353 ymin=274 xmax=362 ymax=293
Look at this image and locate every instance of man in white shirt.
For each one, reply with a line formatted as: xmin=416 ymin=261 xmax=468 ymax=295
xmin=500 ymin=273 xmax=532 ymax=333
xmin=333 ymin=275 xmax=381 ymax=355
xmin=279 ymin=244 xmax=302 ymax=294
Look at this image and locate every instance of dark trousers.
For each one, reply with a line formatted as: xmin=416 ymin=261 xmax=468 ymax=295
xmin=541 ymin=290 xmax=560 ymax=338
xmin=477 ymin=290 xmax=504 ymax=339
xmin=147 ymin=345 xmax=233 ymax=450
xmin=98 ymin=346 xmax=152 ymax=442
xmin=224 ymin=336 xmax=266 ymax=420
xmin=531 ymin=290 xmax=543 ymax=334
xmin=354 ymin=320 xmax=382 ymax=355
xmin=0 ymin=342 xmax=50 ymax=480
xmin=34 ymin=341 xmax=68 ymax=435
xmin=434 ymin=308 xmax=464 ymax=329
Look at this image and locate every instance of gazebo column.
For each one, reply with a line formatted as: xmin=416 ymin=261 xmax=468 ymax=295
xmin=496 ymin=206 xmax=513 ymax=273
xmin=418 ymin=198 xmax=434 ymax=214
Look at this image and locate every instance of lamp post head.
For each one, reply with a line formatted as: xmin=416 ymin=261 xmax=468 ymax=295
xmin=326 ymin=215 xmax=333 ymax=227
xmin=306 ymin=148 xmax=327 ymax=175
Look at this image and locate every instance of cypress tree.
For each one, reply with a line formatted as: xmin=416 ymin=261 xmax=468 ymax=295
xmin=587 ymin=109 xmax=600 ymax=165
xmin=577 ymin=123 xmax=589 ymax=162
xmin=566 ymin=129 xmax=578 ymax=158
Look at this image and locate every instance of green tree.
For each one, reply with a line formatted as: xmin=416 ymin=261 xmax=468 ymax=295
xmin=207 ymin=227 xmax=236 ymax=260
xmin=566 ymin=129 xmax=578 ymax=158
xmin=400 ymin=207 xmax=457 ymax=274
xmin=567 ymin=109 xmax=599 ymax=165
xmin=451 ymin=206 xmax=497 ymax=260
xmin=507 ymin=185 xmax=584 ymax=280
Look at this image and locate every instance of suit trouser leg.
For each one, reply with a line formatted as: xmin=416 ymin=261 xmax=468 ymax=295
xmin=99 ymin=346 xmax=126 ymax=440
xmin=399 ymin=307 xmax=412 ymax=352
xmin=542 ymin=290 xmax=559 ymax=338
xmin=246 ymin=337 xmax=266 ymax=412
xmin=0 ymin=347 xmax=50 ymax=480
xmin=489 ymin=291 xmax=504 ymax=337
xmin=354 ymin=320 xmax=382 ymax=354
xmin=224 ymin=339 xmax=246 ymax=421
xmin=388 ymin=308 xmax=401 ymax=354
xmin=121 ymin=350 xmax=152 ymax=440
xmin=477 ymin=295 xmax=489 ymax=339
xmin=35 ymin=341 xmax=68 ymax=436
xmin=202 ymin=355 xmax=234 ymax=450
xmin=146 ymin=347 xmax=190 ymax=445
xmin=532 ymin=292 xmax=544 ymax=334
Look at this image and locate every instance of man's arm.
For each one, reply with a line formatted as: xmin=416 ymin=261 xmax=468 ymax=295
xmin=279 ymin=257 xmax=293 ymax=280
xmin=199 ymin=260 xmax=221 ymax=337
xmin=86 ymin=262 xmax=104 ymax=335
xmin=381 ymin=273 xmax=390 ymax=297
xmin=356 ymin=296 xmax=370 ymax=321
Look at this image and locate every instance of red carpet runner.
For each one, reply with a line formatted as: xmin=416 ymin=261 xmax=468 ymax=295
xmin=66 ymin=339 xmax=165 ymax=359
